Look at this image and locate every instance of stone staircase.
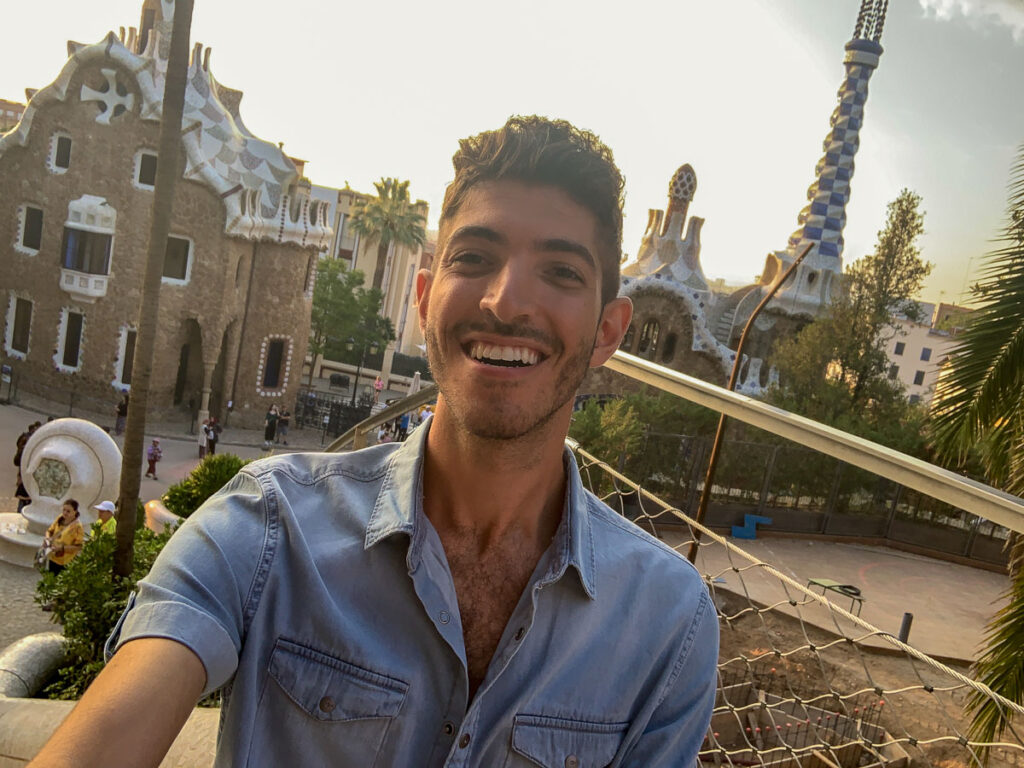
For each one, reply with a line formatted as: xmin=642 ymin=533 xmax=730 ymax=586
xmin=713 ymin=306 xmax=737 ymax=344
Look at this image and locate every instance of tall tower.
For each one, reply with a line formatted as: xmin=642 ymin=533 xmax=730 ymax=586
xmin=760 ymin=0 xmax=889 ymax=316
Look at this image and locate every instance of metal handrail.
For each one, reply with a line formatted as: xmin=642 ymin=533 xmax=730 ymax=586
xmin=605 ymin=350 xmax=1024 ymax=534
xmin=326 ymin=353 xmax=1024 ymax=534
xmin=326 ymin=384 xmax=438 ymax=452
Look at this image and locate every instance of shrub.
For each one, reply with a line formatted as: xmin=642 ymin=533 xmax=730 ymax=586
xmin=162 ymin=452 xmax=249 ymax=519
xmin=36 ymin=524 xmax=172 ymax=699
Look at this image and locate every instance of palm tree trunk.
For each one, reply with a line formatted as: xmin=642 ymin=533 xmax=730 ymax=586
xmin=371 ymin=239 xmax=390 ymax=292
xmin=113 ymin=0 xmax=194 ymax=578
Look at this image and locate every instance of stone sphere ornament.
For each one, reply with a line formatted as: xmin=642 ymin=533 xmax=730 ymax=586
xmin=19 ymin=418 xmax=122 ymax=536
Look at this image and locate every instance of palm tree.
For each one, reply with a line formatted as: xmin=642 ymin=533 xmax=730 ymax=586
xmin=113 ymin=0 xmax=194 ymax=577
xmin=348 ymin=178 xmax=427 ymax=292
xmin=930 ymin=144 xmax=1024 ymax=751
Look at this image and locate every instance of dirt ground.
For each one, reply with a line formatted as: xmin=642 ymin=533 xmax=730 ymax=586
xmin=714 ymin=588 xmax=1022 ymax=768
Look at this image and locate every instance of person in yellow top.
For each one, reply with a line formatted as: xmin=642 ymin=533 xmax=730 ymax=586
xmin=44 ymin=499 xmax=85 ymax=576
xmin=92 ymin=500 xmax=117 ymax=536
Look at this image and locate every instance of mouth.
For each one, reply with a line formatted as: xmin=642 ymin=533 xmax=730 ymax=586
xmin=466 ymin=341 xmax=546 ymax=368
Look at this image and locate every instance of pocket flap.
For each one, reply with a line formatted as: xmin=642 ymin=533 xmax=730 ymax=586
xmin=268 ymin=638 xmax=408 ymax=722
xmin=512 ymin=714 xmax=628 ymax=767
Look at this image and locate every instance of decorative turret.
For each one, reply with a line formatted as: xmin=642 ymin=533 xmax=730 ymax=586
xmin=623 ymin=164 xmax=709 ymax=295
xmin=759 ymin=0 xmax=888 ymax=316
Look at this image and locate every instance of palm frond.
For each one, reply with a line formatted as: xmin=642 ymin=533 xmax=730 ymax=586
xmin=967 ymin=536 xmax=1024 ymax=754
xmin=931 ymin=143 xmax=1024 ymax=761
xmin=931 ymin=143 xmax=1024 ymax=467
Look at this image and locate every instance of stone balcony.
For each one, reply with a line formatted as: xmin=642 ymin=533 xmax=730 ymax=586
xmin=59 ymin=268 xmax=108 ymax=303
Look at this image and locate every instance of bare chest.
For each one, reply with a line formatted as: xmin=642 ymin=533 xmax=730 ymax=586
xmin=445 ymin=542 xmax=543 ymax=698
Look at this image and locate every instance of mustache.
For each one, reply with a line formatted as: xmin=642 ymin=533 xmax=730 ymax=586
xmin=453 ymin=319 xmax=561 ymax=352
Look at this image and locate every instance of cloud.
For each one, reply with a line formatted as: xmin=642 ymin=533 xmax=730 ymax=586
xmin=919 ymin=0 xmax=1024 ymax=41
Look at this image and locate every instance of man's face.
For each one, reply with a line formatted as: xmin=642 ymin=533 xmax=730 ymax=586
xmin=417 ymin=180 xmax=631 ymax=440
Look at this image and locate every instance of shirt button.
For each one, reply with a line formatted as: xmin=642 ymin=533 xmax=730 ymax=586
xmin=514 ymin=626 xmax=525 ymax=641
xmin=318 ymin=696 xmax=335 ymax=713
xmin=458 ymin=733 xmax=471 ymax=749
xmin=439 ymin=610 xmax=451 ymax=624
xmin=442 ymin=721 xmax=455 ymax=736
xmin=565 ymin=756 xmax=579 ymax=768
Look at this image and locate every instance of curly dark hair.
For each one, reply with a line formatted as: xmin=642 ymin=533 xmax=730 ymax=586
xmin=439 ymin=115 xmax=625 ymax=306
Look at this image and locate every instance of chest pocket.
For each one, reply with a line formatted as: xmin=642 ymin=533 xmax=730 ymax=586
xmin=247 ymin=638 xmax=409 ymax=767
xmin=507 ymin=714 xmax=629 ymax=768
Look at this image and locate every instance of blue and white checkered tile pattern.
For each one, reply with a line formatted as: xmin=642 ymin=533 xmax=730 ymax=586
xmin=787 ymin=59 xmax=878 ymax=261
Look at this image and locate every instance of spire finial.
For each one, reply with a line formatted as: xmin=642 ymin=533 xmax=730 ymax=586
xmin=854 ymin=0 xmax=889 ymax=43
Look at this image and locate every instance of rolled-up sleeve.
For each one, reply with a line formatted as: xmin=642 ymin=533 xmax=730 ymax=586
xmin=107 ymin=470 xmax=271 ymax=696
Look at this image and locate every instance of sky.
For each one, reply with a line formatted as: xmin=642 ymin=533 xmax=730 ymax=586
xmin=3 ymin=0 xmax=1023 ymax=306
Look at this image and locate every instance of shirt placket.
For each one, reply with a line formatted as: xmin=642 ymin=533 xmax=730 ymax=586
xmin=410 ymin=524 xmax=473 ymax=763
xmin=442 ymin=566 xmax=558 ymax=767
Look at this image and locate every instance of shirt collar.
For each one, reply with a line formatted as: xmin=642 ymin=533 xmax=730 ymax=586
xmin=364 ymin=422 xmax=597 ymax=600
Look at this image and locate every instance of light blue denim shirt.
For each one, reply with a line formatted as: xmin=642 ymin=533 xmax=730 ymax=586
xmin=111 ymin=422 xmax=718 ymax=767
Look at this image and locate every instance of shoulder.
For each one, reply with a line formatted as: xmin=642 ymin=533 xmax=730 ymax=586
xmin=185 ymin=445 xmax=404 ymax=552
xmin=583 ymin=491 xmax=709 ymax=610
xmin=240 ymin=443 xmax=400 ymax=489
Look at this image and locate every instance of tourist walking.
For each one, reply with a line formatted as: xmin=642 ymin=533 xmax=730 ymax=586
xmin=13 ymin=421 xmax=40 ymax=467
xmin=145 ymin=438 xmax=162 ymax=480
xmin=43 ymin=499 xmax=84 ymax=577
xmin=198 ymin=419 xmax=209 ymax=459
xmin=15 ymin=471 xmax=31 ymax=513
xmin=397 ymin=411 xmax=411 ymax=441
xmin=263 ymin=405 xmax=279 ymax=450
xmin=114 ymin=393 xmax=130 ymax=436
xmin=373 ymin=375 xmax=383 ymax=403
xmin=206 ymin=419 xmax=221 ymax=455
xmin=276 ymin=409 xmax=290 ymax=446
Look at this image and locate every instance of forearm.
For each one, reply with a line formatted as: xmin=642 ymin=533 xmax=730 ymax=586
xmin=28 ymin=638 xmax=206 ymax=768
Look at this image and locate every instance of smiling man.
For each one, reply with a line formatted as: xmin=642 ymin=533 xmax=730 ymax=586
xmin=29 ymin=116 xmax=718 ymax=768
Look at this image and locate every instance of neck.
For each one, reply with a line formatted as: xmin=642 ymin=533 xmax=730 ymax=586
xmin=422 ymin=398 xmax=571 ymax=549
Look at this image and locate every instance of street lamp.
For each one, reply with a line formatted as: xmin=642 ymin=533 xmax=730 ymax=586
xmin=346 ymin=337 xmax=379 ymax=407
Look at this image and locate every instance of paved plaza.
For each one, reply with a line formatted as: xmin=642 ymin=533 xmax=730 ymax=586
xmin=665 ymin=530 xmax=1009 ymax=664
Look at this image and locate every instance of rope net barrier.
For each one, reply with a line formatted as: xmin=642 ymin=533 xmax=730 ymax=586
xmin=571 ymin=442 xmax=1023 ymax=768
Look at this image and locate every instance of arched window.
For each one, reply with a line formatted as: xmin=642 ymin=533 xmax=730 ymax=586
xmin=661 ymin=332 xmax=677 ymax=363
xmin=620 ymin=325 xmax=636 ymax=351
xmin=637 ymin=320 xmax=660 ymax=360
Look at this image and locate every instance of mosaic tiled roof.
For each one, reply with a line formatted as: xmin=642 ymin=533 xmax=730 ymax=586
xmin=0 ymin=1 xmax=331 ymax=248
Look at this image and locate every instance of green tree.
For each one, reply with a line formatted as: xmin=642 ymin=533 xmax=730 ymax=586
xmin=308 ymin=258 xmax=395 ymax=380
xmin=930 ymin=146 xmax=1024 ymax=752
xmin=163 ymin=453 xmax=250 ymax=519
xmin=348 ymin=178 xmax=427 ymax=292
xmin=37 ymin=524 xmax=172 ymax=699
xmin=768 ymin=189 xmax=932 ymax=446
xmin=308 ymin=258 xmax=366 ymax=385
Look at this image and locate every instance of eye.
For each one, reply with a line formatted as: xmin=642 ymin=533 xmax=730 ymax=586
xmin=550 ymin=264 xmax=585 ymax=284
xmin=445 ymin=251 xmax=488 ymax=269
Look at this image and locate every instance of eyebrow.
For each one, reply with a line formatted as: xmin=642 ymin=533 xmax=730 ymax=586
xmin=536 ymin=238 xmax=596 ymax=270
xmin=446 ymin=226 xmax=597 ymax=270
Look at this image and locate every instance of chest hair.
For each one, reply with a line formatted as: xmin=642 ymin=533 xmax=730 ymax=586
xmin=443 ymin=533 xmax=546 ymax=701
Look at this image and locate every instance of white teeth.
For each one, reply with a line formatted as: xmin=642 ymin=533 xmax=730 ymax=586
xmin=468 ymin=343 xmax=541 ymax=365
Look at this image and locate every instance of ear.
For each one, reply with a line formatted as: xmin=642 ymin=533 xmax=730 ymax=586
xmin=415 ymin=268 xmax=433 ymax=333
xmin=589 ymin=297 xmax=632 ymax=368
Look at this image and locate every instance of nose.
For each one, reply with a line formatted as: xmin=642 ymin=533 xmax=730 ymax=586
xmin=479 ymin=260 xmax=536 ymax=324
